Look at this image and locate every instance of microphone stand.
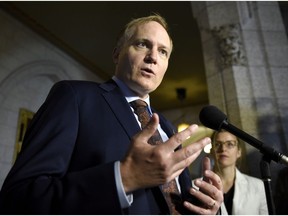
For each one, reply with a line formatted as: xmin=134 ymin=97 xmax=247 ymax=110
xmin=260 ymin=155 xmax=275 ymax=215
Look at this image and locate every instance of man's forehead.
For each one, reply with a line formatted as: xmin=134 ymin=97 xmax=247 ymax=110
xmin=132 ymin=22 xmax=172 ymax=48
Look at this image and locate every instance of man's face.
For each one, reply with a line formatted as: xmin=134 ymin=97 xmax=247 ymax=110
xmin=114 ymin=21 xmax=172 ymax=98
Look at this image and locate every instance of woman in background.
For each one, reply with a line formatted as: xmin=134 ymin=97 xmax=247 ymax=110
xmin=210 ymin=129 xmax=268 ymax=215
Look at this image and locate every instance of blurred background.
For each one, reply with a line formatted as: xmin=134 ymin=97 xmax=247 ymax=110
xmin=0 ymin=2 xmax=288 ymax=205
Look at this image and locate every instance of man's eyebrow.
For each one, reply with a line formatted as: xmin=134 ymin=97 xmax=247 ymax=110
xmin=133 ymin=37 xmax=171 ymax=51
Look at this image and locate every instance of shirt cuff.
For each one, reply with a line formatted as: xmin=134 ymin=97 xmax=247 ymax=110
xmin=114 ymin=161 xmax=133 ymax=208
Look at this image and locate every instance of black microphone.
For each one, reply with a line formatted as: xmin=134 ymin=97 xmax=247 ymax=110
xmin=199 ymin=105 xmax=288 ymax=165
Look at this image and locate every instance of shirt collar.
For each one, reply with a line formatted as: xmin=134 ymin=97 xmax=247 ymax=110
xmin=112 ymin=76 xmax=151 ymax=107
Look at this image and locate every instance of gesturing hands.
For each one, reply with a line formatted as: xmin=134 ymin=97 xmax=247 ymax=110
xmin=120 ymin=113 xmax=211 ymax=193
xmin=184 ymin=157 xmax=224 ymax=214
xmin=120 ymin=113 xmax=223 ymax=214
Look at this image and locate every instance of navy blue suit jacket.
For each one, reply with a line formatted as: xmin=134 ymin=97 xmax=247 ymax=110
xmin=0 ymin=80 xmax=194 ymax=214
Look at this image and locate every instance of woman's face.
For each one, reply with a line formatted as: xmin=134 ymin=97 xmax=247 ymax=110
xmin=212 ymin=131 xmax=241 ymax=169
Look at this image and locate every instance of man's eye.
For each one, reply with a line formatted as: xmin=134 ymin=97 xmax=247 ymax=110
xmin=136 ymin=42 xmax=146 ymax=48
xmin=159 ymin=49 xmax=168 ymax=57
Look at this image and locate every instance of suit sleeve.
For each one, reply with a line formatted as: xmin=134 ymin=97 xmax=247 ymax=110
xmin=0 ymin=81 xmax=123 ymax=214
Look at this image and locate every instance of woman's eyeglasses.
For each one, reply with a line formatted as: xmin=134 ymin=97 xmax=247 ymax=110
xmin=213 ymin=140 xmax=238 ymax=150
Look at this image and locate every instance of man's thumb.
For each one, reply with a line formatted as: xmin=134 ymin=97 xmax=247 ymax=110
xmin=141 ymin=113 xmax=159 ymax=139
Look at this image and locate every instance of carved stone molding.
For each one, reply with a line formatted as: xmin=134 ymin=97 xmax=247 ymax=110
xmin=212 ymin=24 xmax=246 ymax=67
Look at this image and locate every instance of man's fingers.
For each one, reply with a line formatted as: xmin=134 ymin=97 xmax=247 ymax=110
xmin=202 ymin=157 xmax=211 ymax=172
xmin=162 ymin=124 xmax=200 ymax=152
xmin=138 ymin=113 xmax=160 ymax=141
xmin=179 ymin=136 xmax=211 ymax=160
xmin=202 ymin=157 xmax=211 ymax=183
xmin=172 ymin=137 xmax=211 ymax=172
xmin=137 ymin=116 xmax=211 ymax=179
xmin=203 ymin=170 xmax=223 ymax=193
xmin=193 ymin=170 xmax=224 ymax=208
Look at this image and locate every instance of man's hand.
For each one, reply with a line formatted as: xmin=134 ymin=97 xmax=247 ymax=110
xmin=184 ymin=157 xmax=224 ymax=215
xmin=120 ymin=113 xmax=211 ymax=193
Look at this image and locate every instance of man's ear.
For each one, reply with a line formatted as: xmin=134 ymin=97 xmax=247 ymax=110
xmin=112 ymin=47 xmax=119 ymax=64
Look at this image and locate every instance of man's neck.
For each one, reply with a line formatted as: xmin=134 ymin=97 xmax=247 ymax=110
xmin=112 ymin=76 xmax=151 ymax=106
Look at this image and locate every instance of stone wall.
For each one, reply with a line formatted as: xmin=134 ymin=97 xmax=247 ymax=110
xmin=192 ymin=1 xmax=288 ymax=191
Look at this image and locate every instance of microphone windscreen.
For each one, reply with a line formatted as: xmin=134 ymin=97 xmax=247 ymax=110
xmin=199 ymin=105 xmax=227 ymax=130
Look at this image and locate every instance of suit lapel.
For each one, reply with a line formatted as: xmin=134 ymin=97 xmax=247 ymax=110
xmin=100 ymin=80 xmax=140 ymax=139
xmin=100 ymin=80 xmax=176 ymax=140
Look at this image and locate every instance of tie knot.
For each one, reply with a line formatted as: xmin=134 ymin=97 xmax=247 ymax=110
xmin=130 ymin=99 xmax=148 ymax=109
xmin=130 ymin=99 xmax=150 ymax=128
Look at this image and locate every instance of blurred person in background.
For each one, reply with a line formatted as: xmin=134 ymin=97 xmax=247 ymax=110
xmin=209 ymin=129 xmax=268 ymax=215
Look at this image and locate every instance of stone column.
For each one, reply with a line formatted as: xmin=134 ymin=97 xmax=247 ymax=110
xmin=192 ymin=1 xmax=288 ymax=186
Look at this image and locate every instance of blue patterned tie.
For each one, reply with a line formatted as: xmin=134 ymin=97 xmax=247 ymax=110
xmin=130 ymin=99 xmax=180 ymax=214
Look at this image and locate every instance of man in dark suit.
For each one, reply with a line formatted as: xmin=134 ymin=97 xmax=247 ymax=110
xmin=0 ymin=14 xmax=223 ymax=214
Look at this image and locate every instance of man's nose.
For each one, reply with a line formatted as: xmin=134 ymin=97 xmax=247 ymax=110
xmin=145 ymin=49 xmax=157 ymax=64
